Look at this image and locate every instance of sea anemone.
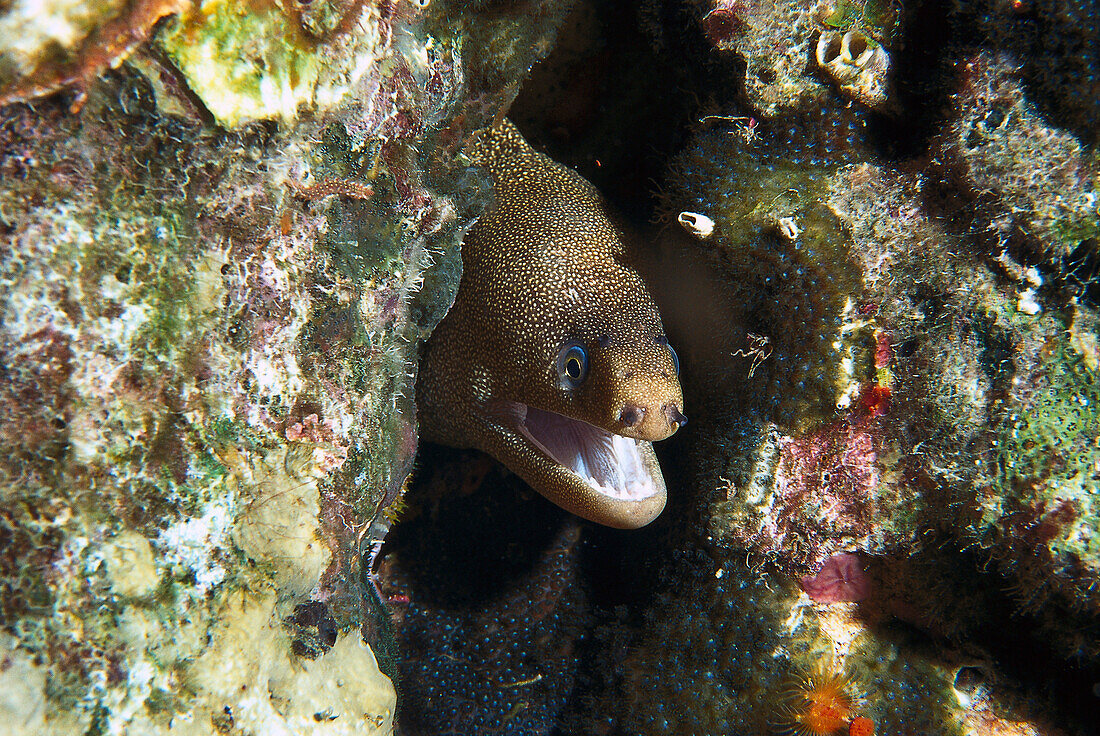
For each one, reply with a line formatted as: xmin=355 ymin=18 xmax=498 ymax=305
xmin=774 ymin=667 xmax=858 ymax=735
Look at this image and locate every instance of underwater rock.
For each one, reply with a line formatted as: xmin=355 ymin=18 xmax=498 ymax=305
xmin=0 ymin=0 xmax=573 ymax=732
xmin=155 ymin=0 xmax=390 ymax=127
xmin=663 ymin=94 xmax=1098 ymax=670
xmin=938 ymin=52 xmax=1099 ymax=264
xmin=702 ymin=0 xmax=830 ymax=116
xmin=961 ymin=0 xmax=1100 ymax=146
xmin=699 ymin=0 xmax=900 ymax=116
xmin=574 ymin=3 xmax=1094 ymax=733
xmin=0 ymin=0 xmax=189 ymax=110
xmin=830 ymin=164 xmax=1100 ymax=661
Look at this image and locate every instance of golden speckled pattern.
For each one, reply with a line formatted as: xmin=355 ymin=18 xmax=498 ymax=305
xmin=417 ymin=120 xmax=684 ymax=528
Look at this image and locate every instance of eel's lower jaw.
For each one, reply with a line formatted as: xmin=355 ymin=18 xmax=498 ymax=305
xmin=484 ymin=399 xmax=668 ymax=529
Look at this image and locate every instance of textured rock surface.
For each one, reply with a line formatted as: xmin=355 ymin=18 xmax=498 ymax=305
xmin=0 ymin=0 xmax=571 ymax=733
xmin=696 ymin=0 xmax=901 ymax=115
xmin=524 ymin=1 xmax=1095 ymax=734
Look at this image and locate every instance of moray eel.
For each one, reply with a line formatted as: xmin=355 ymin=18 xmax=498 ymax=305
xmin=417 ymin=120 xmax=685 ymax=529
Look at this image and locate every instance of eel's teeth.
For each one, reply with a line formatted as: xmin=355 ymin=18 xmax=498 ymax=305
xmin=518 ymin=404 xmax=660 ymax=501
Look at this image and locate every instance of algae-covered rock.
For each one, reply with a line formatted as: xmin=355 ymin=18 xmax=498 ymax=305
xmin=697 ymin=0 xmax=900 ymax=115
xmin=0 ymin=0 xmax=572 ymax=731
xmin=0 ymin=0 xmax=189 ymax=109
xmin=940 ymin=53 xmax=1099 ymax=263
xmin=0 ymin=80 xmax=407 ymax=736
xmin=156 ymin=0 xmax=386 ymax=127
xmin=674 ymin=135 xmax=1099 ymax=658
xmin=654 ymin=40 xmax=1098 ymax=687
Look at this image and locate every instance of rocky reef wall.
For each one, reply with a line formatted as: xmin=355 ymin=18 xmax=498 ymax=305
xmin=0 ymin=1 xmax=574 ymax=733
xmin=2 ymin=0 xmax=1098 ymax=735
xmin=558 ymin=2 xmax=1099 ymax=734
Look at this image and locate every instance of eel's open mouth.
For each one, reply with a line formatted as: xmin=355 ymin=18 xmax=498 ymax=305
xmin=498 ymin=401 xmax=660 ymax=501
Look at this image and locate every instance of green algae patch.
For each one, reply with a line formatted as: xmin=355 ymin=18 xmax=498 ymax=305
xmin=160 ymin=0 xmax=320 ymax=126
xmin=998 ymin=345 xmax=1100 ymax=487
xmin=157 ymin=0 xmax=389 ymax=127
xmin=820 ymin=0 xmax=901 ymax=41
xmin=990 ymin=338 xmax=1100 ymax=572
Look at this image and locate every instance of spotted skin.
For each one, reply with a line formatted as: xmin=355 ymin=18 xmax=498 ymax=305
xmin=418 ymin=120 xmax=684 ymax=529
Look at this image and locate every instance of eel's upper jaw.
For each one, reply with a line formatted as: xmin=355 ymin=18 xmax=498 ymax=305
xmin=484 ymin=399 xmax=668 ymax=529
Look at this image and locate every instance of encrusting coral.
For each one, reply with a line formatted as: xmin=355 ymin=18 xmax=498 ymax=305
xmin=695 ymin=0 xmax=900 ymax=115
xmin=937 ymin=53 xmax=1098 ymax=265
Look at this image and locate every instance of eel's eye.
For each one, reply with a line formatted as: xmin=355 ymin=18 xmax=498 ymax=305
xmin=557 ymin=342 xmax=589 ymax=388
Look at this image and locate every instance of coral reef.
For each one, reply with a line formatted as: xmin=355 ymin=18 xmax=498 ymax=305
xmin=560 ymin=2 xmax=1097 ymax=732
xmin=938 ymin=53 xmax=1098 ymax=264
xmin=648 ymin=65 xmax=1098 ymax=664
xmin=680 ymin=144 xmax=1099 ymax=661
xmin=0 ymin=0 xmax=189 ymax=110
xmin=0 ymin=0 xmax=573 ymax=733
xmin=4 ymin=0 xmax=1099 ymax=734
xmin=958 ymin=0 xmax=1100 ymax=146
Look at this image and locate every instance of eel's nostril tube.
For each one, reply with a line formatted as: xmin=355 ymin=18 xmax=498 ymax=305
xmin=665 ymin=404 xmax=687 ymax=431
xmin=618 ymin=405 xmax=646 ymax=428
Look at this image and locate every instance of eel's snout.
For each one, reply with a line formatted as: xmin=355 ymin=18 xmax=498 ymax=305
xmin=596 ymin=342 xmax=685 ymax=442
xmin=616 ymin=399 xmax=686 ymax=441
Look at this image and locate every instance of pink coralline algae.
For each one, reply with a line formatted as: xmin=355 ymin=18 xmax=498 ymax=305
xmin=712 ymin=408 xmax=888 ymax=578
xmin=285 ymin=413 xmax=349 ymax=474
xmin=800 ymin=552 xmax=870 ymax=603
xmin=769 ymin=417 xmax=880 ymax=569
xmin=873 ymin=330 xmax=892 ymax=370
